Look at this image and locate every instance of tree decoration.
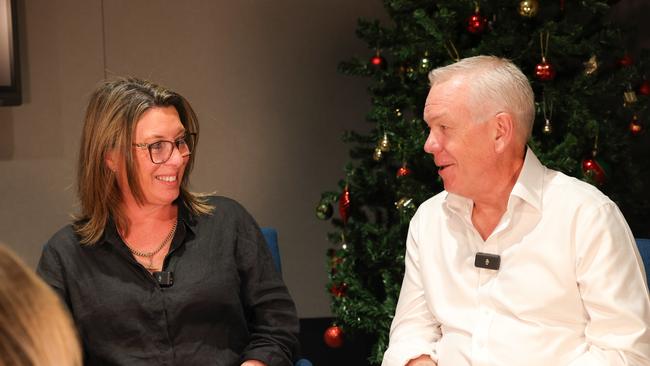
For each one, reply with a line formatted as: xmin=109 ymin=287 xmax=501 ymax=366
xmin=466 ymin=3 xmax=487 ymax=34
xmin=329 ymin=282 xmax=348 ymax=297
xmin=369 ymin=51 xmax=387 ymax=71
xmin=373 ymin=147 xmax=384 ymax=161
xmin=581 ymin=137 xmax=608 ymax=186
xmin=618 ymin=54 xmax=634 ymax=67
xmin=630 ymin=115 xmax=643 ymax=135
xmin=339 ymin=184 xmax=351 ymax=224
xmin=316 ymin=201 xmax=333 ymax=220
xmin=323 ymin=325 xmax=344 ymax=348
xmin=623 ymin=85 xmax=638 ymax=107
xmin=535 ymin=32 xmax=556 ymax=81
xmin=583 ymin=55 xmax=598 ymax=76
xmin=395 ymin=197 xmax=416 ymax=212
xmin=638 ymin=80 xmax=650 ymax=96
xmin=396 ymin=163 xmax=412 ymax=178
xmin=542 ymin=96 xmax=553 ymax=135
xmin=378 ymin=133 xmax=391 ymax=152
xmin=518 ymin=0 xmax=540 ymax=17
xmin=419 ymin=52 xmax=431 ymax=73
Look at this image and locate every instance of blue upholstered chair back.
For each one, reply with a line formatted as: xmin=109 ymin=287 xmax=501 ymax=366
xmin=261 ymin=227 xmax=282 ymax=273
xmin=636 ymin=238 xmax=650 ymax=287
xmin=260 ymin=227 xmax=313 ymax=366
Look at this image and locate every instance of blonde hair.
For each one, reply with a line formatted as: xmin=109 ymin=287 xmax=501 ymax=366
xmin=0 ymin=245 xmax=82 ymax=366
xmin=74 ymin=77 xmax=214 ymax=244
xmin=428 ymin=55 xmax=535 ymax=145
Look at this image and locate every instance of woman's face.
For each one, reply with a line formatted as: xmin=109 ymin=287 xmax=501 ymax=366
xmin=118 ymin=106 xmax=189 ymax=208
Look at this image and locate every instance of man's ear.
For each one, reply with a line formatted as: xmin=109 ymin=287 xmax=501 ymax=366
xmin=493 ymin=112 xmax=515 ymax=153
xmin=105 ymin=149 xmax=120 ymax=172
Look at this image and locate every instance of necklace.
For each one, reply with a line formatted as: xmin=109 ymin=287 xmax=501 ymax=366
xmin=121 ymin=220 xmax=177 ymax=271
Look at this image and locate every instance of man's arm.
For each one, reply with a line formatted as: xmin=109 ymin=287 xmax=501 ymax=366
xmin=570 ymin=203 xmax=650 ymax=365
xmin=382 ymin=213 xmax=441 ymax=366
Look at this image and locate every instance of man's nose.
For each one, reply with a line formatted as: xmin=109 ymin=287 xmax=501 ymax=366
xmin=424 ymin=130 xmax=440 ymax=154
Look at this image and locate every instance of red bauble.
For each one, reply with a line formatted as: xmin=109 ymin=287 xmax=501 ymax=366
xmin=396 ymin=164 xmax=412 ymax=178
xmin=535 ymin=60 xmax=556 ymax=81
xmin=369 ymin=54 xmax=386 ymax=70
xmin=638 ymin=80 xmax=650 ymax=96
xmin=630 ymin=116 xmax=643 ymax=135
xmin=618 ymin=54 xmax=634 ymax=67
xmin=329 ymin=282 xmax=348 ymax=297
xmin=339 ymin=185 xmax=351 ymax=224
xmin=324 ymin=325 xmax=344 ymax=348
xmin=466 ymin=11 xmax=487 ymax=34
xmin=581 ymin=157 xmax=607 ymax=185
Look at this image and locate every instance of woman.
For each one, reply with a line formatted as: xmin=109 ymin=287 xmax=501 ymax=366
xmin=0 ymin=244 xmax=82 ymax=366
xmin=37 ymin=78 xmax=299 ymax=366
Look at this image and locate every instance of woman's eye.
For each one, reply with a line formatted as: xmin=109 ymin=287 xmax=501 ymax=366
xmin=150 ymin=141 xmax=164 ymax=151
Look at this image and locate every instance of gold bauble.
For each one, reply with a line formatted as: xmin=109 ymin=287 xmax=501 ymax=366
xmin=378 ymin=133 xmax=391 ymax=152
xmin=583 ymin=55 xmax=598 ymax=76
xmin=373 ymin=147 xmax=383 ymax=161
xmin=518 ymin=0 xmax=539 ymax=17
xmin=542 ymin=119 xmax=552 ymax=135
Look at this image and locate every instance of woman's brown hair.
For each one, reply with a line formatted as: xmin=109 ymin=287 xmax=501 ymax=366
xmin=74 ymin=77 xmax=213 ymax=244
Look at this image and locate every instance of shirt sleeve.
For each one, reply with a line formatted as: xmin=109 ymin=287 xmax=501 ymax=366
xmin=570 ymin=202 xmax=650 ymax=365
xmin=36 ymin=235 xmax=71 ymax=308
xmin=234 ymin=213 xmax=300 ymax=366
xmin=382 ymin=211 xmax=441 ymax=366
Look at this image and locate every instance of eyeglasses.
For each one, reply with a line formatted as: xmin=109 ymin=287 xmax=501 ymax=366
xmin=133 ymin=133 xmax=196 ymax=164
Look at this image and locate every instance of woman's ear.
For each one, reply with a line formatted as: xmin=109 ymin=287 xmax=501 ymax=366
xmin=105 ymin=149 xmax=120 ymax=172
xmin=493 ymin=112 xmax=515 ymax=153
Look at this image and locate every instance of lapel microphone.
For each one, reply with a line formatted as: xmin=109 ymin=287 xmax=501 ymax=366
xmin=475 ymin=252 xmax=500 ymax=270
xmin=153 ymin=271 xmax=174 ymax=287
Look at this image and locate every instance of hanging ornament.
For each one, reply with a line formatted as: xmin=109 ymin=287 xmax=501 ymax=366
xmin=618 ymin=54 xmax=634 ymax=67
xmin=581 ymin=137 xmax=608 ymax=186
xmin=629 ymin=115 xmax=643 ymax=135
xmin=378 ymin=133 xmax=391 ymax=152
xmin=340 ymin=233 xmax=348 ymax=251
xmin=518 ymin=0 xmax=540 ymax=17
xmin=623 ymin=85 xmax=638 ymax=107
xmin=638 ymin=80 xmax=650 ymax=96
xmin=396 ymin=163 xmax=412 ymax=178
xmin=583 ymin=55 xmax=598 ymax=76
xmin=372 ymin=147 xmax=383 ymax=161
xmin=329 ymin=282 xmax=348 ymax=298
xmin=315 ymin=201 xmax=333 ymax=220
xmin=395 ymin=197 xmax=416 ymax=212
xmin=369 ymin=50 xmax=387 ymax=71
xmin=419 ymin=52 xmax=431 ymax=74
xmin=542 ymin=96 xmax=553 ymax=135
xmin=405 ymin=66 xmax=417 ymax=80
xmin=324 ymin=325 xmax=344 ymax=348
xmin=395 ymin=108 xmax=402 ymax=117
xmin=338 ymin=185 xmax=351 ymax=224
xmin=535 ymin=32 xmax=556 ymax=81
xmin=466 ymin=3 xmax=487 ymax=34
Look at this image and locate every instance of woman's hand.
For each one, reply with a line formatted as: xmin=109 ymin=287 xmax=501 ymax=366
xmin=406 ymin=354 xmax=436 ymax=365
xmin=241 ymin=360 xmax=267 ymax=366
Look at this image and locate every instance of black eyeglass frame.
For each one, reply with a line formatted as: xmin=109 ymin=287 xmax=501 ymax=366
xmin=132 ymin=132 xmax=197 ymax=164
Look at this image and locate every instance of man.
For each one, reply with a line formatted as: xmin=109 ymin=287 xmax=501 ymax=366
xmin=382 ymin=56 xmax=650 ymax=366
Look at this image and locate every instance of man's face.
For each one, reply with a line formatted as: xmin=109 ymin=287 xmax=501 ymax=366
xmin=423 ymin=78 xmax=497 ymax=200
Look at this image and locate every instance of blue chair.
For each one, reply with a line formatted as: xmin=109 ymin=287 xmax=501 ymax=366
xmin=261 ymin=227 xmax=313 ymax=366
xmin=636 ymin=238 xmax=650 ymax=287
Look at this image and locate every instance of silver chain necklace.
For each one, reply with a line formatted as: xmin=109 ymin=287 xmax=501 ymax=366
xmin=121 ymin=220 xmax=177 ymax=271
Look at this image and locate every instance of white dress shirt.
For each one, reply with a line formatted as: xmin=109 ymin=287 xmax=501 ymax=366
xmin=382 ymin=148 xmax=650 ymax=366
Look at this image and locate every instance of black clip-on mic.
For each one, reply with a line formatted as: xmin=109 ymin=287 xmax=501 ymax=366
xmin=153 ymin=271 xmax=174 ymax=287
xmin=474 ymin=252 xmax=500 ymax=270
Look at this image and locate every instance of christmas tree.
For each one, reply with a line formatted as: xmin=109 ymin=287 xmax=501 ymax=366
xmin=316 ymin=0 xmax=650 ymax=364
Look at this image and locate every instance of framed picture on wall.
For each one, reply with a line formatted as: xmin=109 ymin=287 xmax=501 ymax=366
xmin=0 ymin=0 xmax=20 ymax=106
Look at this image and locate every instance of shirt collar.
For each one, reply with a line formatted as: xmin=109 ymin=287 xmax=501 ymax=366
xmin=443 ymin=146 xmax=544 ymax=215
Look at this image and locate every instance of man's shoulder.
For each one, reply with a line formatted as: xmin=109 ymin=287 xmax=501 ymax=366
xmin=544 ymin=168 xmax=613 ymax=208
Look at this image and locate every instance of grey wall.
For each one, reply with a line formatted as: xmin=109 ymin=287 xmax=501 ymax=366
xmin=0 ymin=0 xmax=386 ymax=318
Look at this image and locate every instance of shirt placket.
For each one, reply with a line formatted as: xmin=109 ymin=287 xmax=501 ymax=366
xmin=471 ymin=211 xmax=512 ymax=366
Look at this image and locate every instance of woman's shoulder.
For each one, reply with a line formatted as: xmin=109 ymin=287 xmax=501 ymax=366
xmin=44 ymin=224 xmax=82 ymax=251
